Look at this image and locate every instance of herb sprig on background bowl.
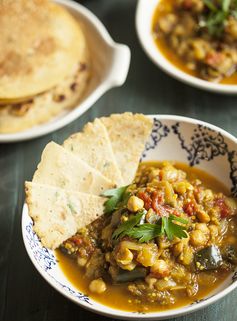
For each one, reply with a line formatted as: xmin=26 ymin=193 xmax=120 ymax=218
xmin=200 ymin=0 xmax=237 ymax=36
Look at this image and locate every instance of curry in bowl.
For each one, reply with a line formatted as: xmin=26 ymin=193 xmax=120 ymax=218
xmin=24 ymin=113 xmax=237 ymax=313
xmin=152 ymin=0 xmax=237 ymax=84
xmin=57 ymin=161 xmax=237 ymax=312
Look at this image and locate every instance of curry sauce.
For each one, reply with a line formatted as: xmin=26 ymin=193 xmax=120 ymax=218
xmin=56 ymin=162 xmax=237 ymax=312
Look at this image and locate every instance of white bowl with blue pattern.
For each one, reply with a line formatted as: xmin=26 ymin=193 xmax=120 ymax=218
xmin=22 ymin=115 xmax=237 ymax=320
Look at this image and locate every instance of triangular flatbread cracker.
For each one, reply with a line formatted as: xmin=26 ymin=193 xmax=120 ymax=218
xmin=63 ymin=119 xmax=123 ymax=186
xmin=33 ymin=142 xmax=114 ymax=195
xmin=101 ymin=113 xmax=153 ymax=185
xmin=25 ymin=182 xmax=105 ymax=249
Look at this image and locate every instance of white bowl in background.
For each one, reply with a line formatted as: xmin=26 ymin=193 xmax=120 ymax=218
xmin=0 ymin=0 xmax=130 ymax=143
xmin=22 ymin=115 xmax=237 ymax=320
xmin=136 ymin=0 xmax=237 ymax=94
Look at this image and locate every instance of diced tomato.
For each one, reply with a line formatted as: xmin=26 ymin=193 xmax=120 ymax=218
xmin=205 ymin=52 xmax=224 ymax=67
xmin=151 ymin=191 xmax=164 ymax=212
xmin=138 ymin=189 xmax=182 ymax=217
xmin=163 ymin=205 xmax=181 ymax=217
xmin=137 ymin=191 xmax=152 ymax=210
xmin=183 ymin=202 xmax=195 ymax=216
xmin=138 ymin=190 xmax=179 ymax=217
xmin=215 ymin=198 xmax=231 ymax=218
xmin=70 ymin=236 xmax=83 ymax=246
xmin=182 ymin=0 xmax=194 ymax=10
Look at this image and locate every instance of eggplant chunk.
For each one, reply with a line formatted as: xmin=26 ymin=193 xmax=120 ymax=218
xmin=113 ymin=267 xmax=147 ymax=283
xmin=195 ymin=246 xmax=223 ymax=271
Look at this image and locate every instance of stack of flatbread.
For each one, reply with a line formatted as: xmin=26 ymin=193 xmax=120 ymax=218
xmin=25 ymin=113 xmax=153 ymax=249
xmin=0 ymin=0 xmax=90 ymax=133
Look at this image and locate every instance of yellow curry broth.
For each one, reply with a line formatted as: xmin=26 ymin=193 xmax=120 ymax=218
xmin=56 ymin=162 xmax=236 ymax=312
xmin=152 ymin=0 xmax=237 ymax=84
xmin=56 ymin=249 xmax=228 ymax=312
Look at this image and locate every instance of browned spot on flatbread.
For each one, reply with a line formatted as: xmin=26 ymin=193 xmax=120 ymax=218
xmin=34 ymin=37 xmax=57 ymax=55
xmin=0 ymin=51 xmax=32 ymax=77
xmin=60 ymin=211 xmax=66 ymax=220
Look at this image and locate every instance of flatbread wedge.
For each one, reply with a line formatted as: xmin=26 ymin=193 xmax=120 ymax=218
xmin=0 ymin=60 xmax=90 ymax=133
xmin=0 ymin=0 xmax=88 ymax=99
xmin=33 ymin=142 xmax=114 ymax=195
xmin=25 ymin=182 xmax=105 ymax=249
xmin=101 ymin=113 xmax=153 ymax=185
xmin=63 ymin=118 xmax=123 ymax=186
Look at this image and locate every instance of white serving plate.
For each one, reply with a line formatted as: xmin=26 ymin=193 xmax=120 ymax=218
xmin=0 ymin=0 xmax=130 ymax=143
xmin=136 ymin=0 xmax=237 ymax=94
xmin=22 ymin=115 xmax=237 ymax=320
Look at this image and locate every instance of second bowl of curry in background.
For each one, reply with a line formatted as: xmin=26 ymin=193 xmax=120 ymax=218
xmin=136 ymin=0 xmax=237 ymax=94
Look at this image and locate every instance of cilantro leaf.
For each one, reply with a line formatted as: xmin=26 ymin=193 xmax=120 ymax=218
xmin=102 ymin=186 xmax=128 ymax=213
xmin=222 ymin=0 xmax=231 ymax=12
xmin=170 ymin=215 xmax=188 ymax=224
xmin=127 ymin=223 xmax=162 ymax=243
xmin=161 ymin=215 xmax=188 ymax=240
xmin=201 ymin=0 xmax=237 ymax=37
xmin=203 ymin=0 xmax=218 ymax=11
xmin=112 ymin=211 xmax=188 ymax=242
xmin=112 ymin=210 xmax=146 ymax=239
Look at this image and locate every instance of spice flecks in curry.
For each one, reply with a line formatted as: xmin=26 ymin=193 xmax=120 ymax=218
xmin=57 ymin=161 xmax=237 ymax=312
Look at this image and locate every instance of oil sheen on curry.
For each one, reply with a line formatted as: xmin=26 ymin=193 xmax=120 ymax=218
xmin=56 ymin=161 xmax=237 ymax=312
xmin=152 ymin=0 xmax=237 ymax=84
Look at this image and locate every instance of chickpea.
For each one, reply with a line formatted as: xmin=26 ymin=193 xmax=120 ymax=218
xmin=173 ymin=238 xmax=188 ymax=257
xmin=196 ymin=210 xmax=210 ymax=223
xmin=173 ymin=241 xmax=184 ymax=257
xmin=77 ymin=256 xmax=87 ymax=267
xmin=173 ymin=181 xmax=193 ymax=194
xmin=189 ymin=229 xmax=208 ymax=247
xmin=116 ymin=248 xmax=133 ymax=265
xmin=203 ymin=189 xmax=214 ymax=202
xmin=158 ymin=14 xmax=177 ymax=34
xmin=209 ymin=224 xmax=219 ymax=238
xmin=127 ymin=196 xmax=144 ymax=212
xmin=119 ymin=261 xmax=136 ymax=271
xmin=145 ymin=275 xmax=157 ymax=289
xmin=148 ymin=168 xmax=160 ymax=181
xmin=150 ymin=260 xmax=170 ymax=278
xmin=195 ymin=223 xmax=209 ymax=234
xmin=89 ymin=278 xmax=107 ymax=294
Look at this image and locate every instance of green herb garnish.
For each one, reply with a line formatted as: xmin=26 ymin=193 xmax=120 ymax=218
xmin=126 ymin=223 xmax=162 ymax=243
xmin=161 ymin=215 xmax=188 ymax=240
xmin=112 ymin=213 xmax=188 ymax=242
xmin=102 ymin=186 xmax=129 ymax=213
xmin=201 ymin=0 xmax=237 ymax=36
xmin=67 ymin=202 xmax=77 ymax=214
xmin=112 ymin=210 xmax=146 ymax=239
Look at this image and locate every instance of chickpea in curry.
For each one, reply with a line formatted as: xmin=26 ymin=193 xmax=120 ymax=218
xmin=57 ymin=162 xmax=237 ymax=312
xmin=153 ymin=0 xmax=237 ymax=84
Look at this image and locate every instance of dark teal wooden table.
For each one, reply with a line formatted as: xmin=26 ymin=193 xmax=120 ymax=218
xmin=0 ymin=1 xmax=237 ymax=320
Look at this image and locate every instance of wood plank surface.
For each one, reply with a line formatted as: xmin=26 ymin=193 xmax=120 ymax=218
xmin=0 ymin=0 xmax=236 ymax=320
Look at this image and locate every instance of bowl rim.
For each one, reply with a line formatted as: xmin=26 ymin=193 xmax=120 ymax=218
xmin=136 ymin=0 xmax=237 ymax=94
xmin=0 ymin=0 xmax=130 ymax=143
xmin=22 ymin=115 xmax=237 ymax=320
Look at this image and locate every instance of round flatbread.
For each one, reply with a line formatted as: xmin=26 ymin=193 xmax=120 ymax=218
xmin=0 ymin=0 xmax=87 ymax=99
xmin=0 ymin=57 xmax=90 ymax=133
